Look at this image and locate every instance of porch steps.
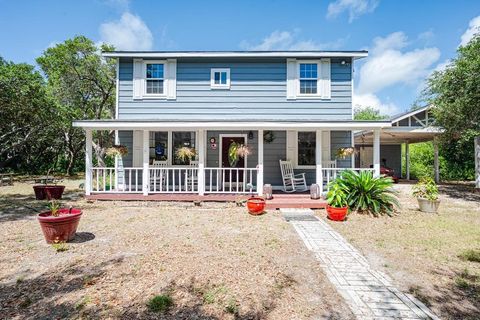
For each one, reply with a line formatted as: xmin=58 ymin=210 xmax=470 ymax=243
xmin=265 ymin=194 xmax=327 ymax=210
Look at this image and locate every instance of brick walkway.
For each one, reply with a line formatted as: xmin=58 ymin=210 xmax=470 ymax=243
xmin=281 ymin=209 xmax=439 ymax=320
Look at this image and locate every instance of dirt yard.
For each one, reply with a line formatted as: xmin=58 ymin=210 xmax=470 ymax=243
xmin=323 ymin=182 xmax=480 ymax=320
xmin=0 ymin=179 xmax=353 ymax=319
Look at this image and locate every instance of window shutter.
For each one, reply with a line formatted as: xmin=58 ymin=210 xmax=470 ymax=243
xmin=133 ymin=59 xmax=144 ymax=100
xmin=132 ymin=130 xmax=143 ymax=167
xmin=286 ymin=130 xmax=296 ymax=164
xmin=322 ymin=131 xmax=331 ymax=161
xmin=286 ymin=58 xmax=297 ymax=100
xmin=320 ymin=58 xmax=331 ymax=99
xmin=166 ymin=59 xmax=177 ymax=100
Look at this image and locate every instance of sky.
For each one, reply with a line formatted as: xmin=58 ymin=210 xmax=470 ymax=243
xmin=1 ymin=0 xmax=479 ymax=116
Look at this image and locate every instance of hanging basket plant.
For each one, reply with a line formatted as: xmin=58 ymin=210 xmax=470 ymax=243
xmin=263 ymin=130 xmax=276 ymax=143
xmin=106 ymin=145 xmax=128 ymax=157
xmin=175 ymin=147 xmax=197 ymax=163
xmin=228 ymin=142 xmax=251 ymax=167
xmin=335 ymin=147 xmax=355 ymax=159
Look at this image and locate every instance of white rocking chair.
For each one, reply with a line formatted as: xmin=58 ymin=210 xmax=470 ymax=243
xmin=150 ymin=160 xmax=168 ymax=191
xmin=279 ymin=160 xmax=308 ymax=193
xmin=185 ymin=160 xmax=199 ymax=191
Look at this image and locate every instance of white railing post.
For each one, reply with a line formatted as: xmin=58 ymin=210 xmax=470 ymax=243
xmin=316 ymin=130 xmax=323 ymax=194
xmin=257 ymin=129 xmax=264 ymax=195
xmin=142 ymin=130 xmax=149 ymax=196
xmin=198 ymin=130 xmax=205 ymax=196
xmin=373 ymin=129 xmax=381 ymax=177
xmin=85 ymin=129 xmax=92 ymax=195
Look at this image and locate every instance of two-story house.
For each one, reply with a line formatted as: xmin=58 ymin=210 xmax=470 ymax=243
xmin=74 ymin=51 xmax=392 ymax=198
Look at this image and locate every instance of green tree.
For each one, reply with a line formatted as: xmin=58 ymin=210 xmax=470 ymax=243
xmin=354 ymin=106 xmax=388 ymax=120
xmin=424 ymin=33 xmax=480 ymax=180
xmin=36 ymin=36 xmax=116 ymax=174
xmin=0 ymin=57 xmax=61 ymax=172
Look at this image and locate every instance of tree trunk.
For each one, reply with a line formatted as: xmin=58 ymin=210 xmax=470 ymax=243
xmin=475 ymin=136 xmax=480 ymax=191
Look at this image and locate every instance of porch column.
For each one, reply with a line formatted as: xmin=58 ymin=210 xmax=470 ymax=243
xmin=316 ymin=130 xmax=323 ymax=194
xmin=433 ymin=138 xmax=440 ymax=183
xmin=85 ymin=129 xmax=92 ymax=195
xmin=142 ymin=130 xmax=149 ymax=196
xmin=373 ymin=129 xmax=381 ymax=177
xmin=405 ymin=141 xmax=410 ymax=180
xmin=198 ymin=129 xmax=205 ymax=196
xmin=257 ymin=129 xmax=264 ymax=196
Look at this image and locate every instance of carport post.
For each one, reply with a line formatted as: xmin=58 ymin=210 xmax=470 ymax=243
xmin=433 ymin=139 xmax=439 ymax=183
xmin=405 ymin=141 xmax=410 ymax=180
xmin=373 ymin=129 xmax=381 ymax=177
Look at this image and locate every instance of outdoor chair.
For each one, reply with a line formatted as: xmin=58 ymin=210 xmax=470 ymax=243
xmin=185 ymin=160 xmax=199 ymax=192
xmin=150 ymin=160 xmax=168 ymax=191
xmin=279 ymin=160 xmax=308 ymax=192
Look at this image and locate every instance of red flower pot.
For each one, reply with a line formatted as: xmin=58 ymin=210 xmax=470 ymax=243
xmin=33 ymin=185 xmax=65 ymax=200
xmin=326 ymin=205 xmax=348 ymax=221
xmin=247 ymin=197 xmax=266 ymax=215
xmin=38 ymin=208 xmax=82 ymax=243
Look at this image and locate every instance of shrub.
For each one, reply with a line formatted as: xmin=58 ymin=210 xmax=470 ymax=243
xmin=459 ymin=249 xmax=480 ymax=263
xmin=334 ymin=170 xmax=399 ymax=216
xmin=326 ymin=182 xmax=348 ymax=208
xmin=147 ymin=294 xmax=173 ymax=313
xmin=412 ymin=177 xmax=439 ymax=201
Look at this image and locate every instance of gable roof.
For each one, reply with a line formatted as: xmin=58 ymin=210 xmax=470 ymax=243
xmin=102 ymin=50 xmax=368 ymax=59
xmin=389 ymin=105 xmax=431 ymax=123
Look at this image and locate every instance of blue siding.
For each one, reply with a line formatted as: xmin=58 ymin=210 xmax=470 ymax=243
xmin=118 ymin=58 xmax=353 ymax=121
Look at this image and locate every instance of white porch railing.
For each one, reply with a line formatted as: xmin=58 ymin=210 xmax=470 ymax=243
xmin=149 ymin=166 xmax=199 ymax=193
xmin=91 ymin=167 xmax=143 ymax=193
xmin=204 ymin=167 xmax=257 ymax=194
xmin=323 ymin=168 xmax=375 ymax=191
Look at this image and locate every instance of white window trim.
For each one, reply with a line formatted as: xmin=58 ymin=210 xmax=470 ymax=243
xmin=210 ymin=68 xmax=231 ymax=89
xmin=295 ymin=130 xmax=316 ymax=169
xmin=296 ymin=60 xmax=322 ymax=99
xmin=286 ymin=130 xmax=331 ymax=169
xmin=148 ymin=130 xmax=198 ymax=166
xmin=143 ymin=60 xmax=167 ymax=99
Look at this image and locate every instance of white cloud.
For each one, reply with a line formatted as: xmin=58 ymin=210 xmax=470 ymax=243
xmin=327 ymin=0 xmax=379 ymax=23
xmin=357 ymin=32 xmax=440 ymax=94
xmin=353 ymin=93 xmax=398 ymax=116
xmin=99 ymin=12 xmax=153 ymax=50
xmin=460 ymin=15 xmax=480 ymax=47
xmin=240 ymin=30 xmax=346 ymax=51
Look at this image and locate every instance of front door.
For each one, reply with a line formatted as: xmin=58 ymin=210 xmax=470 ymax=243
xmin=221 ymin=136 xmax=246 ymax=186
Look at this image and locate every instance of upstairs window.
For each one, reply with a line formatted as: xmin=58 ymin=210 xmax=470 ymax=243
xmin=211 ymin=68 xmax=230 ymax=89
xmin=146 ymin=63 xmax=164 ymax=95
xmin=299 ymin=63 xmax=318 ymax=95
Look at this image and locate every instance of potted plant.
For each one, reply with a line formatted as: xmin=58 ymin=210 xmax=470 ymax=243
xmin=228 ymin=142 xmax=251 ymax=167
xmin=37 ymin=200 xmax=83 ymax=243
xmin=105 ymin=144 xmax=128 ymax=157
xmin=412 ymin=177 xmax=440 ymax=213
xmin=326 ymin=182 xmax=349 ymax=221
xmin=335 ymin=147 xmax=355 ymax=160
xmin=33 ymin=169 xmax=66 ymax=200
xmin=245 ymin=183 xmax=266 ymax=215
xmin=175 ymin=146 xmax=196 ymax=164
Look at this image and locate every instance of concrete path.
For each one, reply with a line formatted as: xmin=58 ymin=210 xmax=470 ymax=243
xmin=281 ymin=209 xmax=439 ymax=320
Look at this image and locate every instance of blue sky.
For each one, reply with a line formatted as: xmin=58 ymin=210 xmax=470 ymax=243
xmin=1 ymin=0 xmax=479 ymax=115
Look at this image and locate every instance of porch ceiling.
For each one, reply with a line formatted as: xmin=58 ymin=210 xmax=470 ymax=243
xmin=73 ymin=119 xmax=391 ymax=131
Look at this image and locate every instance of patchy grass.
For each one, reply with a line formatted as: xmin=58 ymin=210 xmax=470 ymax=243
xmin=147 ymin=294 xmax=173 ymax=313
xmin=0 ymin=179 xmax=353 ymax=319
xmin=324 ymin=182 xmax=480 ymax=320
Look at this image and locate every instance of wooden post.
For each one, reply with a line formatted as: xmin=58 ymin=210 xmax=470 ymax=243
xmin=316 ymin=130 xmax=323 ymax=194
xmin=433 ymin=138 xmax=439 ymax=183
xmin=198 ymin=129 xmax=205 ymax=196
xmin=85 ymin=129 xmax=92 ymax=195
xmin=373 ymin=129 xmax=381 ymax=177
xmin=405 ymin=141 xmax=410 ymax=180
xmin=475 ymin=136 xmax=480 ymax=190
xmin=142 ymin=130 xmax=149 ymax=196
xmin=257 ymin=129 xmax=264 ymax=196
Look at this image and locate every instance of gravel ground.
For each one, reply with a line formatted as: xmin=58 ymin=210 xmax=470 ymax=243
xmin=322 ymin=182 xmax=480 ymax=320
xmin=0 ymin=179 xmax=353 ymax=319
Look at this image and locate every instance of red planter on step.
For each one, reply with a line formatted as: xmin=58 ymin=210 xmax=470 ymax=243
xmin=247 ymin=197 xmax=266 ymax=215
xmin=326 ymin=205 xmax=348 ymax=221
xmin=38 ymin=208 xmax=82 ymax=243
xmin=33 ymin=185 xmax=65 ymax=200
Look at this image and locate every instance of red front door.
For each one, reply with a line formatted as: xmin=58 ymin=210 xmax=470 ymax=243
xmin=221 ymin=137 xmax=246 ymax=184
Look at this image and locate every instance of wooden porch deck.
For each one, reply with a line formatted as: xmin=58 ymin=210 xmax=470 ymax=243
xmin=85 ymin=192 xmax=327 ymax=210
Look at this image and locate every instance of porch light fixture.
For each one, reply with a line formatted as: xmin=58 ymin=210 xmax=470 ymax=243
xmin=248 ymin=131 xmax=254 ymax=140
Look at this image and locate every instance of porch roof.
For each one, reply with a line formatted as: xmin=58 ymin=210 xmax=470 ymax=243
xmin=73 ymin=119 xmax=391 ymax=131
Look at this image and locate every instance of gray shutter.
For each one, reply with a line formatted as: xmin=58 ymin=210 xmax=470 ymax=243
xmin=320 ymin=58 xmax=331 ymax=99
xmin=286 ymin=59 xmax=297 ymax=100
xmin=132 ymin=130 xmax=143 ymax=167
xmin=286 ymin=130 xmax=296 ymax=164
xmin=322 ymin=131 xmax=331 ymax=161
xmin=133 ymin=59 xmax=144 ymax=100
